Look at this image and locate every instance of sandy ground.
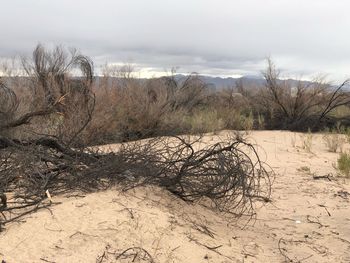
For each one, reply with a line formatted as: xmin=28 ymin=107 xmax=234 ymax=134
xmin=0 ymin=131 xmax=350 ymax=262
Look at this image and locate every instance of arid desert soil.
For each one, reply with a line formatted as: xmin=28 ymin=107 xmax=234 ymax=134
xmin=0 ymin=131 xmax=349 ymax=262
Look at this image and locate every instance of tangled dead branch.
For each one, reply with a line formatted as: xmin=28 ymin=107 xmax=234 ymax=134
xmin=0 ymin=134 xmax=271 ymax=229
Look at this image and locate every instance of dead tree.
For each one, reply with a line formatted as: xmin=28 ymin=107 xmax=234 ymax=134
xmin=261 ymin=59 xmax=350 ymax=130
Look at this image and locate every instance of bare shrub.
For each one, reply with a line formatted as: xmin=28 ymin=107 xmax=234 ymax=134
xmin=0 ymin=81 xmax=18 ymax=133
xmin=260 ymin=59 xmax=350 ymax=131
xmin=88 ymin=70 xmax=210 ymax=142
xmin=215 ymin=84 xmax=252 ymax=129
xmin=0 ymin=45 xmax=95 ymax=145
xmin=27 ymin=45 xmax=94 ymax=144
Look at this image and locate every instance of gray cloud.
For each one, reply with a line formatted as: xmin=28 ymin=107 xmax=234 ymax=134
xmin=1 ymin=0 xmax=350 ymax=80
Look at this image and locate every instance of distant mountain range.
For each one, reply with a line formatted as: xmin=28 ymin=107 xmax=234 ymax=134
xmin=1 ymin=74 xmax=316 ymax=91
xmin=192 ymin=75 xmax=266 ymax=89
xmin=172 ymin=74 xmax=307 ymax=90
xmin=93 ymin=74 xmax=267 ymax=89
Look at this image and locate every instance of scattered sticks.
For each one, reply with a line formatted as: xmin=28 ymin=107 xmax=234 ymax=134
xmin=306 ymin=215 xmax=326 ymax=228
xmin=278 ymin=238 xmax=312 ymax=263
xmin=96 ymin=245 xmax=155 ymax=263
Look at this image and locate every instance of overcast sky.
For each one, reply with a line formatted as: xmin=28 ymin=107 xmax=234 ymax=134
xmin=1 ymin=0 xmax=350 ymax=81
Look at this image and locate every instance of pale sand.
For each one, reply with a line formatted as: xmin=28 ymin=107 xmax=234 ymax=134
xmin=0 ymin=131 xmax=349 ymax=262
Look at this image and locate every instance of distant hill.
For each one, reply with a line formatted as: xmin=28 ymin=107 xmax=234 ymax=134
xmin=172 ymin=74 xmax=266 ymax=90
xmin=191 ymin=75 xmax=313 ymax=90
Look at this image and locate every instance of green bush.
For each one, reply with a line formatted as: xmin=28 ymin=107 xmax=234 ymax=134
xmin=337 ymin=152 xmax=350 ymax=177
xmin=186 ymin=109 xmax=224 ymax=134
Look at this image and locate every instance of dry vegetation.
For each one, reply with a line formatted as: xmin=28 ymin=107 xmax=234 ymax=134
xmin=1 ymin=45 xmax=350 ymax=262
xmin=86 ymin=59 xmax=350 ymax=144
xmin=0 ymin=45 xmax=273 ymax=231
xmin=1 ymin=45 xmax=350 ymax=229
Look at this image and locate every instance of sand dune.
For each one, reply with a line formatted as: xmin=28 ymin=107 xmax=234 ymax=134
xmin=0 ymin=131 xmax=349 ymax=262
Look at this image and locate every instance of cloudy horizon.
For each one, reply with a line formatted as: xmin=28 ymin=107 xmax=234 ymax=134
xmin=1 ymin=0 xmax=350 ymax=82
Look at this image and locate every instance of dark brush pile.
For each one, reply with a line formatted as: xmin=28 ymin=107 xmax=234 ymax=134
xmin=0 ymin=134 xmax=271 ymax=230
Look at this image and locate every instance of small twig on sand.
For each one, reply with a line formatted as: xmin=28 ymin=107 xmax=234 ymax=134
xmin=40 ymin=258 xmax=55 ymax=263
xmin=312 ymin=174 xmax=332 ymax=181
xmin=306 ymin=215 xmax=328 ymax=228
xmin=187 ymin=234 xmax=223 ymax=254
xmin=118 ymin=207 xmax=134 ymax=219
xmin=115 ymin=247 xmax=155 ymax=263
xmin=69 ymin=231 xmax=99 ymax=239
xmin=317 ymin=204 xmax=331 ymax=216
xmin=278 ymin=238 xmax=312 ymax=263
xmin=278 ymin=238 xmax=293 ymax=263
xmin=191 ymin=222 xmax=215 ymax=238
xmin=96 ymin=250 xmax=107 ymax=263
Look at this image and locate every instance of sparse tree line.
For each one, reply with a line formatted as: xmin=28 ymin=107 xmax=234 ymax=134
xmin=2 ymin=47 xmax=350 ymax=145
xmin=89 ymin=59 xmax=350 ymax=144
